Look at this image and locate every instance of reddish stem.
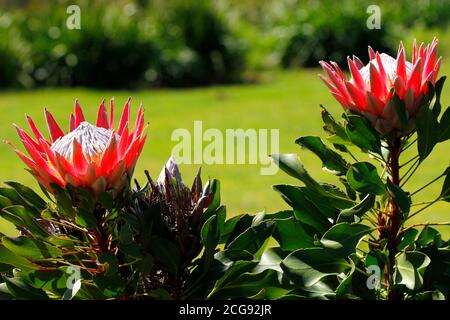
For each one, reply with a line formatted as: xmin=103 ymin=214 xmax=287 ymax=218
xmin=385 ymin=138 xmax=403 ymax=299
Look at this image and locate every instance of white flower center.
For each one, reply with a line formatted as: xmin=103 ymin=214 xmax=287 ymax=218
xmin=357 ymin=53 xmax=413 ymax=87
xmin=51 ymin=121 xmax=118 ymax=162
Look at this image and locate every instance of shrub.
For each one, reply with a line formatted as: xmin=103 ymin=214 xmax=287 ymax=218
xmin=17 ymin=3 xmax=158 ymax=88
xmin=154 ymin=0 xmax=246 ymax=87
xmin=2 ymin=1 xmax=246 ymax=88
xmin=0 ymin=13 xmax=29 ymax=88
xmin=383 ymin=0 xmax=450 ymax=29
xmin=280 ymin=0 xmax=395 ymax=68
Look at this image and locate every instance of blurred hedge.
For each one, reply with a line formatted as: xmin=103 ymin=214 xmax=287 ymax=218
xmin=0 ymin=0 xmax=246 ymax=89
xmin=0 ymin=0 xmax=449 ymax=89
xmin=280 ymin=2 xmax=393 ymax=68
xmin=155 ymin=1 xmax=246 ymax=87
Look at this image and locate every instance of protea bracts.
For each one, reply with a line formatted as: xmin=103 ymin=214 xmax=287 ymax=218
xmin=7 ymin=98 xmax=147 ymax=197
xmin=319 ymin=38 xmax=442 ymax=136
xmin=132 ymin=157 xmax=213 ymax=263
xmin=129 ymin=157 xmax=215 ymax=297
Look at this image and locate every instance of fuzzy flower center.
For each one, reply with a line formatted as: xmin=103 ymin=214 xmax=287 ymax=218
xmin=357 ymin=53 xmax=413 ymax=89
xmin=51 ymin=121 xmax=117 ymax=162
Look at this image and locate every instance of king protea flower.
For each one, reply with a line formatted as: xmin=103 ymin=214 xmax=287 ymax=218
xmin=8 ymin=98 xmax=147 ymax=196
xmin=319 ymin=38 xmax=442 ymax=135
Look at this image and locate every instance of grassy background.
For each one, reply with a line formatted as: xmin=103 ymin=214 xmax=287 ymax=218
xmin=0 ymin=65 xmax=449 ymax=237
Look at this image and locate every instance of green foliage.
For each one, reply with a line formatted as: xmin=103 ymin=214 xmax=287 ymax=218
xmin=280 ymin=0 xmax=394 ymax=68
xmin=347 ymin=162 xmax=385 ymax=195
xmin=296 ymin=136 xmax=348 ymax=175
xmin=394 ymin=251 xmax=430 ymax=290
xmin=0 ymin=0 xmax=246 ymax=89
xmin=0 ymin=93 xmax=449 ymax=300
xmin=156 ymin=0 xmax=246 ymax=87
xmin=263 ymin=97 xmax=450 ymax=300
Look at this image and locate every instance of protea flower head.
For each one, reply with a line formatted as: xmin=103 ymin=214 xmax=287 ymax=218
xmin=132 ymin=156 xmax=214 ymax=264
xmin=8 ymin=98 xmax=147 ymax=196
xmin=319 ymin=38 xmax=442 ymax=136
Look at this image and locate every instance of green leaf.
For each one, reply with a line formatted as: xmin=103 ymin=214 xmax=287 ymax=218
xmin=440 ymin=168 xmax=450 ymax=201
xmin=226 ymin=221 xmax=275 ymax=258
xmin=203 ymin=179 xmax=221 ymax=221
xmin=337 ymin=194 xmax=375 ymax=223
xmin=345 ymin=114 xmax=381 ymax=154
xmin=295 ymin=136 xmax=348 ymax=175
xmin=21 ymin=268 xmax=70 ymax=294
xmin=148 ymin=236 xmax=180 ymax=276
xmin=0 ymin=283 xmax=14 ymax=299
xmin=430 ymin=76 xmax=446 ymax=116
xmin=185 ymin=210 xmax=223 ymax=292
xmin=98 ymin=252 xmax=119 ymax=276
xmin=394 ymin=251 xmax=430 ymax=290
xmin=118 ymin=241 xmax=141 ymax=258
xmin=335 ymin=258 xmax=356 ymax=298
xmin=2 ymin=236 xmax=61 ymax=260
xmin=0 ymin=245 xmax=39 ymax=271
xmin=0 ymin=187 xmax=31 ymax=209
xmin=94 ymin=274 xmax=126 ymax=298
xmin=339 ymin=178 xmax=357 ymax=200
xmin=208 ymin=260 xmax=258 ymax=298
xmin=200 ymin=214 xmax=221 ymax=264
xmin=338 ymin=255 xmax=376 ymax=299
xmin=0 ymin=261 xmax=13 ymax=273
xmin=209 ymin=269 xmax=289 ymax=300
xmin=413 ymin=290 xmax=445 ymax=300
xmin=0 ymin=204 xmax=26 ymax=227
xmin=119 ymin=223 xmax=133 ymax=246
xmin=4 ymin=182 xmax=47 ymax=211
xmin=321 ymin=106 xmax=350 ymax=145
xmin=147 ymin=288 xmax=173 ymax=300
xmin=0 ymin=195 xmax=12 ymax=208
xmin=2 ymin=206 xmax=47 ymax=237
xmin=71 ymin=282 xmax=106 ymax=300
xmin=98 ymin=192 xmax=114 ymax=211
xmin=3 ymin=277 xmax=49 ymax=300
xmin=438 ymin=106 xmax=450 ymax=142
xmin=320 ymin=223 xmax=373 ymax=257
xmin=347 ymin=162 xmax=386 ymax=195
xmin=281 ymin=247 xmax=351 ymax=287
xmin=271 ymin=154 xmax=324 ymax=193
xmin=278 ymin=282 xmax=335 ymax=299
xmin=386 ymin=179 xmax=411 ymax=214
xmin=273 ymin=185 xmax=332 ymax=233
xmin=221 ymin=214 xmax=254 ymax=246
xmin=253 ymin=247 xmax=286 ymax=274
xmin=415 ymin=106 xmax=439 ymax=162
xmin=416 ymin=226 xmax=440 ymax=247
xmin=392 ymin=95 xmax=409 ymax=131
xmin=75 ymin=208 xmax=97 ymax=231
xmin=397 ymin=228 xmax=418 ymax=251
xmin=53 ymin=186 xmax=76 ymax=218
xmin=272 ymin=217 xmax=315 ymax=250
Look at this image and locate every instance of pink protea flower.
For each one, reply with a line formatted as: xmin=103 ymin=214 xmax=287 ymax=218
xmin=8 ymin=98 xmax=147 ymax=196
xmin=319 ymin=38 xmax=442 ymax=135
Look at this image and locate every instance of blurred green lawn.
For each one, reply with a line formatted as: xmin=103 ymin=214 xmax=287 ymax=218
xmin=0 ymin=67 xmax=449 ymax=237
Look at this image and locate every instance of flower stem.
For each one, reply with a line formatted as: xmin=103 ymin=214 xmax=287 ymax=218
xmin=385 ymin=138 xmax=403 ymax=299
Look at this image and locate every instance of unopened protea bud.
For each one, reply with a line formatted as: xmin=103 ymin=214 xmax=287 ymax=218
xmin=132 ymin=156 xmax=214 ymax=264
